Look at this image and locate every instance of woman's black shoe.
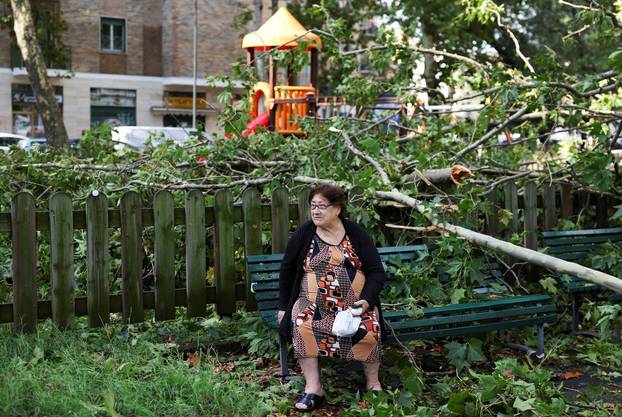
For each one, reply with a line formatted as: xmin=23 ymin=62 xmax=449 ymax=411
xmin=294 ymin=393 xmax=325 ymax=412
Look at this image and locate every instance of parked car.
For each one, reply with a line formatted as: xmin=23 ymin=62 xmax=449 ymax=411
xmin=111 ymin=126 xmax=207 ymax=151
xmin=0 ymin=132 xmax=29 ymax=154
xmin=17 ymin=137 xmax=48 ymax=152
xmin=68 ymin=138 xmax=82 ymax=148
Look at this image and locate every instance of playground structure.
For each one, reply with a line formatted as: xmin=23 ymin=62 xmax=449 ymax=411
xmin=241 ymin=7 xmax=430 ymax=138
xmin=242 ymin=7 xmax=321 ymax=135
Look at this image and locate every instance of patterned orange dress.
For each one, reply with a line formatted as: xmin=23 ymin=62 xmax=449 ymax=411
xmin=291 ymin=234 xmax=381 ymax=363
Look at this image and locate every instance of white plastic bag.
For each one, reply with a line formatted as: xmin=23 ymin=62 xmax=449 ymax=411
xmin=332 ymin=306 xmax=363 ymax=337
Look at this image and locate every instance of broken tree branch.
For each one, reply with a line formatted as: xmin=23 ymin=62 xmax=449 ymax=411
xmin=452 ymin=106 xmax=529 ymax=162
xmin=414 ymin=166 xmax=474 ymax=186
xmin=319 ymin=124 xmax=622 ymax=294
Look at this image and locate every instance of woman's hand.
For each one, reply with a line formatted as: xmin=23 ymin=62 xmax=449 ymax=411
xmin=277 ymin=310 xmax=286 ymax=323
xmin=352 ymin=299 xmax=370 ymax=314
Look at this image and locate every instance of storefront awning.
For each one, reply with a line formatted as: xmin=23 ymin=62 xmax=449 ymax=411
xmin=151 ymin=106 xmax=216 ymax=116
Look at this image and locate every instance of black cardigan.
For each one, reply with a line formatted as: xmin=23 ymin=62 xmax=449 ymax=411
xmin=278 ymin=219 xmax=388 ymax=338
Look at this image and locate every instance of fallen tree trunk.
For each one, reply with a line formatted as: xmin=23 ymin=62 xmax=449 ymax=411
xmin=414 ymin=165 xmax=473 ymax=185
xmin=376 ymin=189 xmax=622 ymax=294
xmin=295 ymin=174 xmax=622 ymax=293
xmin=318 ymin=127 xmax=622 ymax=294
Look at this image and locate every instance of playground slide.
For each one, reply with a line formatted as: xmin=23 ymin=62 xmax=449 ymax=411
xmin=242 ymin=112 xmax=270 ymax=138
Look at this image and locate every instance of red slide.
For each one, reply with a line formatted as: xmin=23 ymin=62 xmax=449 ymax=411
xmin=242 ymin=112 xmax=270 ymax=138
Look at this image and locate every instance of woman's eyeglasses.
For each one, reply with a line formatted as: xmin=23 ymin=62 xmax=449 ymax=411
xmin=310 ymin=203 xmax=332 ymax=211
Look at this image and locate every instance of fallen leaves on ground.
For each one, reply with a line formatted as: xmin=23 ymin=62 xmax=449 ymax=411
xmin=562 ymin=370 xmax=583 ymax=380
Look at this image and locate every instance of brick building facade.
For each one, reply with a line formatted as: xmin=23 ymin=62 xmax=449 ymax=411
xmin=0 ymin=0 xmax=281 ymax=137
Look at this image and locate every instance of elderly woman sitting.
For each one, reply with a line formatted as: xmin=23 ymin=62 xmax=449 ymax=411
xmin=277 ymin=184 xmax=387 ymax=411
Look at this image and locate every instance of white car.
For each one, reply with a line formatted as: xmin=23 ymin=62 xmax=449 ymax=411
xmin=0 ymin=133 xmax=29 ymax=154
xmin=111 ymin=126 xmax=207 ymax=151
xmin=17 ymin=137 xmax=47 ymax=151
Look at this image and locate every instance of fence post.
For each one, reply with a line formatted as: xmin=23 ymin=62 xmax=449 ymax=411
xmin=185 ymin=190 xmax=206 ymax=318
xmin=214 ymin=189 xmax=235 ymax=316
xmin=271 ymin=187 xmax=289 ymax=253
xmin=542 ymin=184 xmax=557 ymax=230
xmin=242 ymin=187 xmax=261 ymax=310
xmin=524 ymin=181 xmax=538 ymax=250
xmin=560 ymin=183 xmax=573 ymax=219
xmin=12 ymin=192 xmax=37 ymax=333
xmin=154 ymin=190 xmax=176 ymax=321
xmin=486 ymin=188 xmax=499 ymax=237
xmin=86 ymin=190 xmax=110 ymax=327
xmin=504 ymin=181 xmax=519 ymax=238
xmin=596 ymin=195 xmax=609 ymax=228
xmin=120 ymin=191 xmax=144 ymax=323
xmin=49 ymin=192 xmax=74 ymax=329
xmin=297 ymin=187 xmax=311 ymax=225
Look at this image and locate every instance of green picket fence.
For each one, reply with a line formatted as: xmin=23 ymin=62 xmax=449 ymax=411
xmin=0 ymin=181 xmax=611 ymax=334
xmin=0 ymin=187 xmax=311 ymax=333
xmin=486 ymin=180 xmax=612 ymax=250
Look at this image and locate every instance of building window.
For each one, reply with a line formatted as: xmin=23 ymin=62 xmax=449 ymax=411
xmin=90 ymin=88 xmax=136 ymax=127
xmin=100 ymin=18 xmax=126 ymax=53
xmin=12 ymin=84 xmax=63 ymax=137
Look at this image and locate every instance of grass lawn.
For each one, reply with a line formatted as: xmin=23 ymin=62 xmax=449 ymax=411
xmin=0 ymin=314 xmax=296 ymax=417
xmin=1 ymin=311 xmax=621 ymax=416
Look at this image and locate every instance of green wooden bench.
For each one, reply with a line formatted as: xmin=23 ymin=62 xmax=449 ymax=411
xmin=542 ymin=227 xmax=622 ymax=333
xmin=248 ymin=245 xmax=557 ymax=378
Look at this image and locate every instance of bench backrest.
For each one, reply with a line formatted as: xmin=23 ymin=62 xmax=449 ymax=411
xmin=542 ymin=227 xmax=622 ymax=262
xmin=247 ymin=244 xmax=505 ymax=327
xmin=247 ymin=245 xmax=428 ymax=325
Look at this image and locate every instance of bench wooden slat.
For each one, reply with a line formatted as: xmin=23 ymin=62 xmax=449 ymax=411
xmin=247 ymin=253 xmax=287 ymax=263
xmin=252 ymin=281 xmax=279 ymax=291
xmin=376 ymin=245 xmax=428 ymax=254
xmin=387 ymin=316 xmax=556 ymax=342
xmin=248 ymin=263 xmax=282 ymax=272
xmin=254 ymin=290 xmax=279 ymax=302
xmin=250 ymin=272 xmax=280 ymax=282
xmin=386 ymin=305 xmax=556 ymax=330
xmin=258 ymin=300 xmax=280 ymax=310
xmin=543 ymin=234 xmax=622 ymax=247
xmin=555 ymin=252 xmax=586 ymax=262
xmin=382 ymin=294 xmax=552 ymax=318
xmin=546 ymin=243 xmax=609 ymax=253
xmin=543 ymin=228 xmax=622 ymax=296
xmin=542 ymin=227 xmax=622 ymax=238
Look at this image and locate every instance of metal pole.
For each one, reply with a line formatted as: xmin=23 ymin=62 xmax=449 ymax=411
xmin=192 ymin=0 xmax=197 ymax=129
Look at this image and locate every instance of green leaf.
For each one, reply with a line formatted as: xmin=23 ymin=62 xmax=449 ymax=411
xmin=608 ymin=49 xmax=622 ymax=71
xmin=446 ymin=341 xmax=469 ymax=373
xmin=359 ymin=137 xmax=380 ymax=155
xmin=539 ymin=277 xmax=558 ymax=294
xmin=451 ymin=288 xmax=466 ymax=304
xmin=513 ymin=397 xmax=535 ymax=412
xmin=466 ymin=338 xmax=486 ymax=363
xmin=476 ymin=374 xmax=503 ymax=402
xmin=400 ymin=367 xmax=423 ymax=395
xmin=612 ymin=204 xmax=622 ymax=220
xmin=447 ymin=391 xmax=472 ymax=415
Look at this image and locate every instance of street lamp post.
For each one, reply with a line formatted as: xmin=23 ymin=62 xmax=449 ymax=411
xmin=192 ymin=0 xmax=197 ymax=129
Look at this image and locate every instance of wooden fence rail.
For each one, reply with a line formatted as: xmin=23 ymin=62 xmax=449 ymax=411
xmin=485 ymin=180 xmax=612 ymax=250
xmin=0 ymin=181 xmax=612 ymax=333
xmin=1 ymin=187 xmax=310 ymax=333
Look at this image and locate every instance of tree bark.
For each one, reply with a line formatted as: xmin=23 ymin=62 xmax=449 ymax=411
xmin=324 ymin=128 xmax=622 ymax=295
xmin=421 ymin=18 xmax=438 ymax=92
xmin=10 ymin=0 xmax=68 ymax=147
xmin=377 ymin=188 xmax=622 ymax=294
xmin=414 ymin=166 xmax=474 ymax=186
